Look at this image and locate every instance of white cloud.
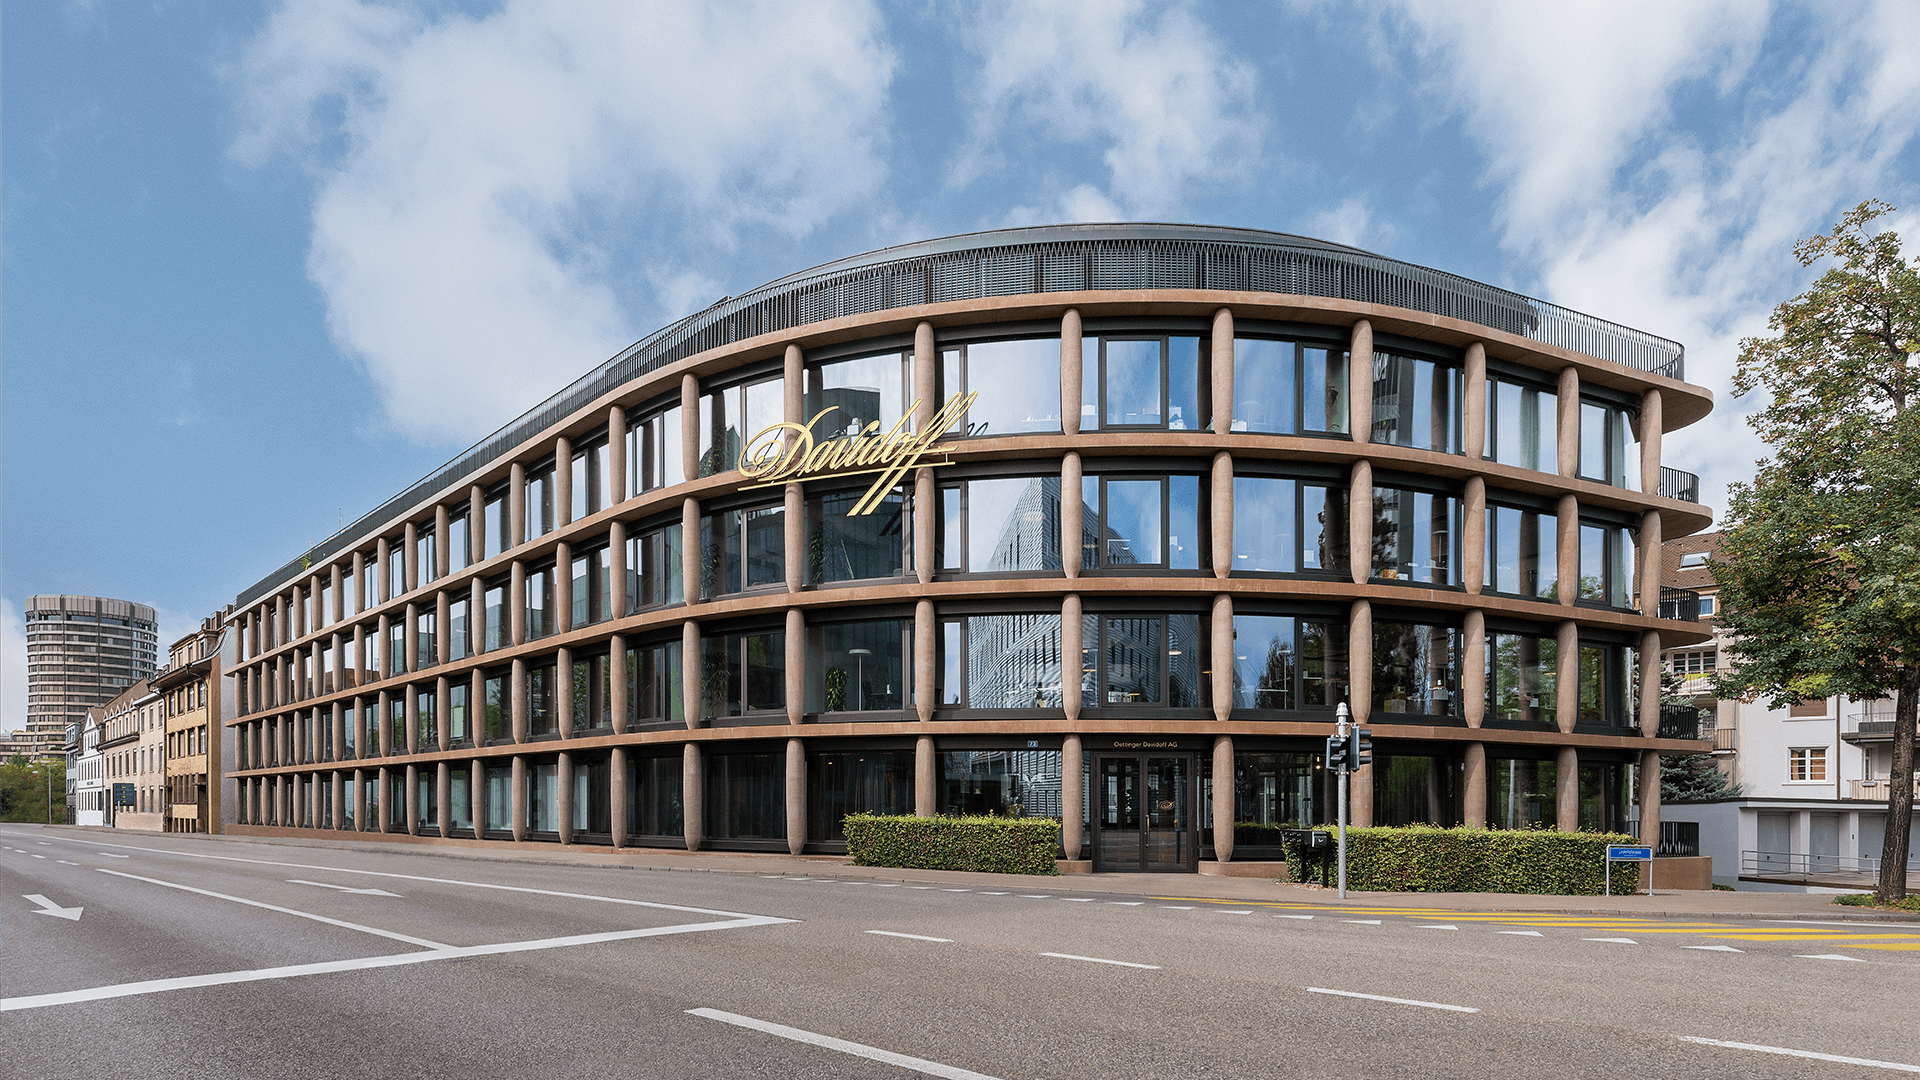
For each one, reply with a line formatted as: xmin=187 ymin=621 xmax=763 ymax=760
xmin=1306 ymin=197 xmax=1396 ymax=251
xmin=1378 ymin=0 xmax=1920 ymax=512
xmin=963 ymin=0 xmax=1263 ymax=222
xmin=232 ymin=0 xmax=896 ymax=444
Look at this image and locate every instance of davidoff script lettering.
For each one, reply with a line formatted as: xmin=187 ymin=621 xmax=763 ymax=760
xmin=736 ymin=391 xmax=978 ymax=515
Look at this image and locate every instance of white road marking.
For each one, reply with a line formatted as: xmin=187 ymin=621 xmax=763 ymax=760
xmin=906 ymin=886 xmax=935 ymax=890
xmin=1062 ymin=897 xmax=1094 ymax=903
xmin=1018 ymin=895 xmax=1051 ymax=899
xmin=980 ymin=892 xmax=1008 ymax=895
xmin=1159 ymin=905 xmax=1196 ymax=910
xmin=37 ymin=842 xmax=51 ymax=846
xmin=287 ymin=879 xmax=402 ymax=897
xmin=97 ymin=869 xmax=448 ymax=949
xmin=1683 ymin=945 xmax=1744 ymax=952
xmin=1497 ymin=931 xmax=1544 ymax=937
xmin=869 ymin=883 xmax=900 ymax=888
xmin=1275 ymin=915 xmax=1313 ymax=920
xmin=1796 ymin=953 xmax=1868 ymax=962
xmin=95 ymin=853 xmax=128 ymax=858
xmin=4 ymin=915 xmax=790 ymax=1012
xmin=689 ymin=1008 xmax=1004 ymax=1080
xmin=941 ymin=889 xmax=970 ymax=893
xmin=1041 ymin=952 xmax=1161 ymax=970
xmin=1217 ymin=909 xmax=1254 ymax=915
xmin=29 ymin=854 xmax=47 ymax=860
xmin=1416 ymin=924 xmax=1458 ymax=930
xmin=1679 ymin=1036 xmax=1920 ymax=1073
xmin=23 ymin=894 xmax=83 ymax=921
xmin=57 ymin=861 xmax=78 ymax=866
xmin=1108 ymin=902 xmax=1143 ymax=906
xmin=866 ymin=930 xmax=952 ymax=943
xmin=1583 ymin=937 xmax=1638 ymax=944
xmin=1305 ymin=988 xmax=1478 ymax=1013
xmin=1342 ymin=919 xmax=1382 ymax=925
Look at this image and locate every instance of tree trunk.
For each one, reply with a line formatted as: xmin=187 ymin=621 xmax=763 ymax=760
xmin=1875 ymin=665 xmax=1918 ymax=904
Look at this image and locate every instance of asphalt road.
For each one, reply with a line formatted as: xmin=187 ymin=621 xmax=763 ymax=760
xmin=5 ymin=824 xmax=1918 ymax=1079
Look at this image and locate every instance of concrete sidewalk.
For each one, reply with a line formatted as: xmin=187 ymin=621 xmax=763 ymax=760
xmin=37 ymin=824 xmax=1920 ymax=923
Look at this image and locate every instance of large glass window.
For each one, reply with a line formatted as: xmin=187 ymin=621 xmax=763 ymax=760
xmin=1371 ymin=351 xmax=1460 ymax=453
xmin=1485 ymin=502 xmax=1558 ymax=600
xmin=1579 ymin=401 xmax=1638 ymax=490
xmin=1230 ymin=615 xmax=1347 ymax=711
xmin=626 ymin=755 xmax=684 ymax=838
xmin=1579 ymin=761 xmax=1634 ymax=833
xmin=482 ymin=670 xmax=510 ymax=743
xmin=571 ymin=753 xmax=613 ymax=838
xmin=700 ymin=505 xmax=784 ymax=599
xmin=525 ymin=465 xmax=554 ymax=541
xmin=1372 ymin=622 xmax=1461 ymax=717
xmin=387 ymin=696 xmax=405 ymax=756
xmin=938 ymin=477 xmax=1062 ymax=573
xmin=628 ymin=401 xmax=683 ymax=496
xmin=627 ymin=523 xmax=685 ymax=611
xmin=415 ymin=610 xmax=436 ymax=670
xmin=1081 ymin=474 xmax=1203 ymax=570
xmin=806 ymin=619 xmax=909 ymax=714
xmin=526 ymin=562 xmax=554 ymax=639
xmin=1371 ymin=485 xmax=1461 ymax=586
xmin=1231 ymin=476 xmax=1348 ymax=575
xmin=1486 ymin=631 xmax=1558 ymax=725
xmin=941 ymin=338 xmax=1062 ymax=436
xmin=629 ymin=640 xmax=684 ymax=728
xmin=939 ymin=613 xmax=1062 ymax=709
xmin=571 ymin=546 xmax=612 ymax=628
xmin=1486 ymin=378 xmax=1556 ymax=472
xmin=940 ymin=750 xmax=1064 ymax=819
xmin=483 ymin=490 xmax=509 ymax=560
xmin=704 ymin=752 xmax=784 ymax=841
xmin=415 ymin=687 xmax=437 ymax=750
xmin=415 ymin=526 xmax=437 ymax=586
xmin=1080 ymin=614 xmax=1206 ymax=709
xmin=448 ymin=509 xmax=470 ymax=573
xmin=699 ymin=631 xmax=785 ymax=718
xmin=1578 ymin=522 xmax=1636 ymax=608
xmin=415 ymin=768 xmax=438 ymax=833
xmin=1488 ymin=756 xmax=1557 ymax=829
xmin=527 ymin=660 xmax=557 ymax=737
xmin=483 ymin=764 xmax=512 ymax=835
xmin=1229 ymin=753 xmax=1320 ymax=851
xmin=448 ymin=597 xmax=470 ymax=661
xmin=1081 ymin=334 xmax=1200 ymax=430
xmin=1233 ymin=336 xmax=1350 ymax=434
xmin=808 ymin=750 xmax=915 ymax=843
xmin=700 ymin=376 xmax=782 ymax=478
xmin=1579 ymin=643 xmax=1638 ymax=727
xmin=341 ymin=702 xmax=357 ymax=758
xmin=527 ymin=761 xmax=559 ymax=834
xmin=571 ymin=436 xmax=612 ymax=521
xmin=571 ymin=651 xmax=613 ymax=732
xmin=386 ymin=620 xmax=405 ymax=676
xmin=448 ymin=683 xmax=470 ymax=746
xmin=483 ymin=581 xmax=508 ymax=651
xmin=1372 ymin=755 xmax=1463 ymax=827
xmin=807 ymin=485 xmax=907 ymax=584
xmin=448 ymin=768 xmax=471 ymax=832
xmin=806 ymin=350 xmax=908 ymax=439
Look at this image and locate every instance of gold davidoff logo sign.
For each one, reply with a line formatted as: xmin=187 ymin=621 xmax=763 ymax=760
xmin=737 ymin=391 xmax=978 ymax=515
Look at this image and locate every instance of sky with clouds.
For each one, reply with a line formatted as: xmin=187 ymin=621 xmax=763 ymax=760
xmin=4 ymin=0 xmax=1918 ymax=735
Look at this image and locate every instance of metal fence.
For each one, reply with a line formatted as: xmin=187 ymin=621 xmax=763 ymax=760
xmin=1658 ymin=466 xmax=1700 ymax=503
xmin=1659 ymin=587 xmax=1702 ymax=621
xmin=235 ymin=227 xmax=1687 ymax=608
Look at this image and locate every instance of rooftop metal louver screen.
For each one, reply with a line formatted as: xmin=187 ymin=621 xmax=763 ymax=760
xmin=236 ymin=226 xmax=1685 ymax=608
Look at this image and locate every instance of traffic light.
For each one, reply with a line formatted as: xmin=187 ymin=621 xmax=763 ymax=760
xmin=1352 ymin=728 xmax=1373 ymax=769
xmin=1325 ymin=733 xmax=1349 ymax=772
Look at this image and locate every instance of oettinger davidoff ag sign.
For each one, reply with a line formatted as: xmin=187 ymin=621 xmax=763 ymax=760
xmin=737 ymin=391 xmax=977 ymax=515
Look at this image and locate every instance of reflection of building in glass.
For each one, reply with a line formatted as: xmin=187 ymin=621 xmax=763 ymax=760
xmin=985 ymin=477 xmax=1066 ymax=572
xmin=943 ymin=750 xmax=1062 ymax=819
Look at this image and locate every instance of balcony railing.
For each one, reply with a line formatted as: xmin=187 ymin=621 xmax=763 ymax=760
xmin=1658 ymin=466 xmax=1700 ymax=503
xmin=1658 ymin=705 xmax=1703 ymax=740
xmin=1849 ymin=776 xmax=1920 ymax=801
xmin=1742 ymin=849 xmax=1920 ymax=883
xmin=1659 ymin=587 xmax=1701 ymax=621
xmin=1711 ymin=728 xmax=1738 ymax=752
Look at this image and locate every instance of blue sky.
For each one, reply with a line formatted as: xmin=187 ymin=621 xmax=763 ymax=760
xmin=5 ymin=0 xmax=1917 ymax=732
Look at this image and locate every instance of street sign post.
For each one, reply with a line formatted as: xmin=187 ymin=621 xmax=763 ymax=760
xmin=1334 ymin=703 xmax=1351 ymax=898
xmin=1605 ymin=844 xmax=1655 ymax=896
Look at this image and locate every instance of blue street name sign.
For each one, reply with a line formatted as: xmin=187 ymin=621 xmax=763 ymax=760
xmin=1607 ymin=845 xmax=1652 ymax=861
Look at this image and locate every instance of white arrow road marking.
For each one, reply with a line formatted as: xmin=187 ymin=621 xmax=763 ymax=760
xmin=287 ymin=879 xmax=402 ymax=897
xmin=1498 ymin=930 xmax=1545 ymax=937
xmin=1275 ymin=914 xmax=1314 ymax=920
xmin=1342 ymin=919 xmax=1382 ymax=925
xmin=1583 ymin=937 xmax=1639 ymax=944
xmin=865 ymin=930 xmax=951 ymax=942
xmin=1417 ymin=924 xmax=1459 ymax=930
xmin=1796 ymin=953 xmax=1868 ymax=962
xmin=96 ymin=869 xmax=446 ymax=949
xmin=1683 ymin=945 xmax=1744 ymax=953
xmin=23 ymin=895 xmax=82 ymax=921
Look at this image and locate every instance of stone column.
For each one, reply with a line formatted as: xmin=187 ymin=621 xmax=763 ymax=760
xmin=609 ymin=518 xmax=628 ymax=615
xmin=469 ymin=485 xmax=486 ymax=559
xmin=510 ymin=560 xmax=527 ymax=644
xmin=331 ymin=702 xmax=346 ymax=763
xmin=1211 ymin=308 xmax=1234 ymax=433
xmin=1556 ymin=368 xmax=1580 ymax=478
xmin=1349 ymin=460 xmax=1373 ymax=584
xmin=610 ymin=746 xmax=628 ymax=848
xmin=435 ymin=591 xmax=451 ymax=666
xmin=915 ymin=735 xmax=935 ymax=817
xmin=1639 ymin=749 xmax=1662 ymax=845
xmin=1060 ymin=452 xmax=1083 ymax=579
xmin=682 ymin=621 xmax=702 ymax=728
xmin=682 ymin=742 xmax=703 ymax=851
xmin=404 ymin=764 xmax=419 ymax=835
xmin=1061 ymin=733 xmax=1084 ymax=861
xmin=331 ymin=563 xmax=347 ymax=623
xmin=512 ymin=459 xmax=531 ymax=549
xmin=437 ymin=761 xmax=451 ymax=837
xmin=1351 ymin=763 xmax=1375 ymax=828
xmin=608 ymin=405 xmax=628 ymax=504
xmin=1349 ymin=320 xmax=1373 ymax=442
xmin=1556 ymin=621 xmax=1579 ymax=734
xmin=468 ymin=578 xmax=484 ymax=657
xmin=435 ymin=503 xmax=452 ymax=581
xmin=1463 ymin=743 xmax=1487 ymax=828
xmin=1062 ymin=595 xmax=1083 ymax=721
xmin=915 ymin=600 xmax=936 ymax=722
xmin=1639 ymin=389 xmax=1663 ymax=494
xmin=1640 ymin=510 xmax=1662 ymax=614
xmin=555 ymin=435 xmax=573 ymax=528
xmin=913 ymin=322 xmax=936 ymax=431
xmin=403 ymin=522 xmax=419 ymax=594
xmin=1463 ymin=342 xmax=1487 ymax=459
xmin=1348 ymin=600 xmax=1372 ymax=722
xmin=556 ymin=646 xmax=574 ymax=738
xmin=680 ymin=374 xmax=700 ymax=483
xmin=1212 ymin=734 xmax=1234 ymax=863
xmin=376 ymin=690 xmax=390 ymax=757
xmin=333 ymin=771 xmax=346 ymax=831
xmin=511 ymin=658 xmax=528 ymax=742
xmin=470 ymin=760 xmax=485 ymax=836
xmin=557 ymin=751 xmax=574 ymax=844
xmin=785 ymin=609 xmax=805 ymax=724
xmin=785 ymin=738 xmax=806 ymax=856
xmin=1640 ymin=631 xmax=1662 ymax=735
xmin=610 ymin=633 xmax=629 ymax=735
xmin=404 ymin=683 xmax=419 ymax=757
xmin=1463 ymin=610 xmax=1486 ymax=727
xmin=1211 ymin=452 xmax=1233 ymax=580
xmin=784 ymin=484 xmax=804 ymax=593
xmin=1061 ymin=310 xmax=1082 ymax=436
xmin=1211 ymin=594 xmax=1233 ymax=721
xmin=511 ymin=754 xmax=527 ymax=841
xmin=376 ymin=766 xmax=389 ymax=832
xmin=681 ymin=498 xmax=701 ymax=599
xmin=784 ymin=343 xmax=804 ymax=428
xmin=1463 ymin=476 xmax=1486 ymax=594
xmin=915 ymin=467 xmax=936 ymax=585
xmin=1556 ymin=494 xmax=1579 ymax=606
xmin=1556 ymin=746 xmax=1579 ymax=831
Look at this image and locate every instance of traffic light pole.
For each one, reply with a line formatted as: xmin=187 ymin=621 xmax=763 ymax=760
xmin=1336 ymin=703 xmax=1350 ymax=899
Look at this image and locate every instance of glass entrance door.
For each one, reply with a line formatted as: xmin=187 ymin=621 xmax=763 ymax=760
xmin=1093 ymin=753 xmax=1195 ymax=872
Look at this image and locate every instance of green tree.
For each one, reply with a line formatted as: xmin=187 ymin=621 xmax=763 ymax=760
xmin=0 ymin=758 xmax=68 ymax=823
xmin=1714 ymin=200 xmax=1920 ymax=904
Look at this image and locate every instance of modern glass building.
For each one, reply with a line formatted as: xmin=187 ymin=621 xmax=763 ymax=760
xmin=223 ymin=224 xmax=1714 ymax=872
xmin=20 ymin=594 xmax=159 ymax=763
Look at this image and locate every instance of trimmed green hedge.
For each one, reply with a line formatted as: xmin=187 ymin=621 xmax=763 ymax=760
xmin=844 ymin=813 xmax=1061 ymax=875
xmin=1283 ymin=825 xmax=1643 ymax=895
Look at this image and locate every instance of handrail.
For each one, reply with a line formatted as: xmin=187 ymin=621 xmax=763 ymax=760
xmin=233 ymin=224 xmax=1687 ymax=609
xmin=1658 ymin=466 xmax=1700 ymax=503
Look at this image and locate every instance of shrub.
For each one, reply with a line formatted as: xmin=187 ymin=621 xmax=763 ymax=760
xmin=843 ymin=813 xmax=1060 ymax=875
xmin=1834 ymin=893 xmax=1920 ymax=913
xmin=1282 ymin=825 xmax=1643 ymax=895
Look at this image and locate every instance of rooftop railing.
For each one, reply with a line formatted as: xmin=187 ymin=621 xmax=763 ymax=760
xmin=234 ymin=225 xmax=1688 ymax=609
